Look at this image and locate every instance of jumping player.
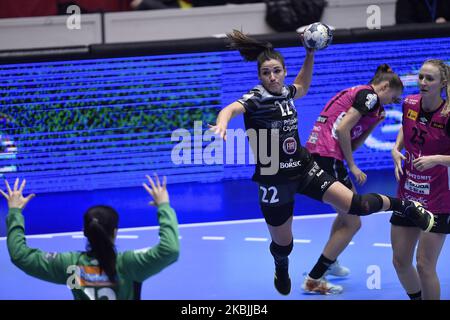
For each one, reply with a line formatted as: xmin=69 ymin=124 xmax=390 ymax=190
xmin=209 ymin=30 xmax=435 ymax=295
xmin=302 ymin=64 xmax=403 ymax=288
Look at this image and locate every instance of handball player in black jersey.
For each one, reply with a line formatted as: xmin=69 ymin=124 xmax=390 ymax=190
xmin=209 ymin=30 xmax=435 ymax=295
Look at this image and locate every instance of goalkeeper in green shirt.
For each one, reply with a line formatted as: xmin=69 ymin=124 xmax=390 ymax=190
xmin=2 ymin=174 xmax=180 ymax=300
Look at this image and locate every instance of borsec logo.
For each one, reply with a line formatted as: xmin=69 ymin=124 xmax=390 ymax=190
xmin=283 ymin=137 xmax=297 ymax=155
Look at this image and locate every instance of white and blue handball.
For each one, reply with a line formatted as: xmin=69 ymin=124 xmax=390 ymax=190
xmin=302 ymin=22 xmax=333 ymax=50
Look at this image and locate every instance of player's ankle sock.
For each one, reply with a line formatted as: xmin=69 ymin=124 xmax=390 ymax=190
xmin=309 ymin=254 xmax=335 ymax=279
xmin=270 ymin=241 xmax=293 ymax=270
xmin=407 ymin=291 xmax=422 ymax=300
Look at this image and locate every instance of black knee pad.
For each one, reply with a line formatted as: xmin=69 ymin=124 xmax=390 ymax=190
xmin=348 ymin=193 xmax=383 ymax=216
xmin=270 ymin=240 xmax=293 ymax=258
xmin=261 ymin=202 xmax=294 ymax=227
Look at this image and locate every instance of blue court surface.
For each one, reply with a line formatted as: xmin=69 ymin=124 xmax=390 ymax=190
xmin=0 ymin=171 xmax=449 ymax=300
xmin=1 ymin=210 xmax=450 ymax=300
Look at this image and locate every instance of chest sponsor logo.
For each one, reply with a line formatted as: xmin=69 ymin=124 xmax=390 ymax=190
xmin=282 ymin=137 xmax=297 ymax=155
xmin=407 ymin=109 xmax=418 ymax=121
xmin=280 ymin=159 xmax=302 ymax=169
xmin=283 ymin=118 xmax=298 ymax=132
xmin=404 ymin=179 xmax=430 ymax=195
xmin=405 ymin=170 xmax=431 ymax=181
xmin=431 ymin=121 xmax=445 ymax=129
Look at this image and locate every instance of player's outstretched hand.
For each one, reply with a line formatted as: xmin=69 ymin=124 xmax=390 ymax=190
xmin=143 ymin=173 xmax=169 ymax=206
xmin=0 ymin=178 xmax=35 ymax=209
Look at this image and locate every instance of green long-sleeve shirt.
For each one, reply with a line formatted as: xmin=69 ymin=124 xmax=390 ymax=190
xmin=6 ymin=203 xmax=180 ymax=300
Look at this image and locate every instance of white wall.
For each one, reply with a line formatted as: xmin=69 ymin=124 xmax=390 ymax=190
xmin=104 ymin=0 xmax=396 ymax=43
xmin=105 ymin=3 xmax=272 ymax=43
xmin=0 ymin=14 xmax=102 ymax=51
xmin=0 ymin=0 xmax=396 ymax=51
xmin=323 ymin=0 xmax=396 ymax=29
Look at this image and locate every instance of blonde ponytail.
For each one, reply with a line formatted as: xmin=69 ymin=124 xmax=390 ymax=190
xmin=423 ymin=59 xmax=450 ymax=116
xmin=443 ymin=64 xmax=450 ymax=116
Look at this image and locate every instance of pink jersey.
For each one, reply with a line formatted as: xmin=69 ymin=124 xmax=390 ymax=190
xmin=306 ymin=85 xmax=384 ymax=161
xmin=398 ymin=94 xmax=450 ymax=214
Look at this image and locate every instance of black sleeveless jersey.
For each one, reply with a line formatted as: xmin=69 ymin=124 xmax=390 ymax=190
xmin=238 ymin=84 xmax=313 ymax=184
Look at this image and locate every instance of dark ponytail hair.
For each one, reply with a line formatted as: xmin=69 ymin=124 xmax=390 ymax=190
xmin=226 ymin=29 xmax=286 ymax=73
xmin=83 ymin=205 xmax=119 ymax=282
xmin=370 ymin=63 xmax=404 ymax=91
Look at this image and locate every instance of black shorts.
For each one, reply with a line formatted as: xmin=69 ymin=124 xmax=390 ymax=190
xmin=258 ymin=160 xmax=337 ymax=226
xmin=312 ymin=154 xmax=353 ymax=190
xmin=390 ymin=211 xmax=450 ymax=234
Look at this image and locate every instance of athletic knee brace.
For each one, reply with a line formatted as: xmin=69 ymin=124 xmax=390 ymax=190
xmin=348 ymin=193 xmax=383 ymax=216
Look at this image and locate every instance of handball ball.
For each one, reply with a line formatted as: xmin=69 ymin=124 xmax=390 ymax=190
xmin=303 ymin=22 xmax=333 ymax=50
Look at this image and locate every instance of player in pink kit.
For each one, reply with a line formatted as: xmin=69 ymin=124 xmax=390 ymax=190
xmin=391 ymin=59 xmax=450 ymax=300
xmin=302 ymin=65 xmax=405 ymax=293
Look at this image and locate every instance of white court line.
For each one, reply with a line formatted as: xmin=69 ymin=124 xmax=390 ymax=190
xmin=0 ymin=211 xmax=392 ymax=240
xmin=71 ymin=235 xmax=139 ymax=239
xmin=293 ymin=239 xmax=311 ymax=244
xmin=120 ymin=212 xmax=344 ymax=232
xmin=373 ymin=243 xmax=392 ymax=248
xmin=202 ymin=236 xmax=225 ymax=241
xmin=245 ymin=237 xmax=268 ymax=242
xmin=116 ymin=235 xmax=139 ymax=239
xmin=349 ymin=241 xmax=355 ymax=245
xmin=25 ymin=235 xmax=54 ymax=239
